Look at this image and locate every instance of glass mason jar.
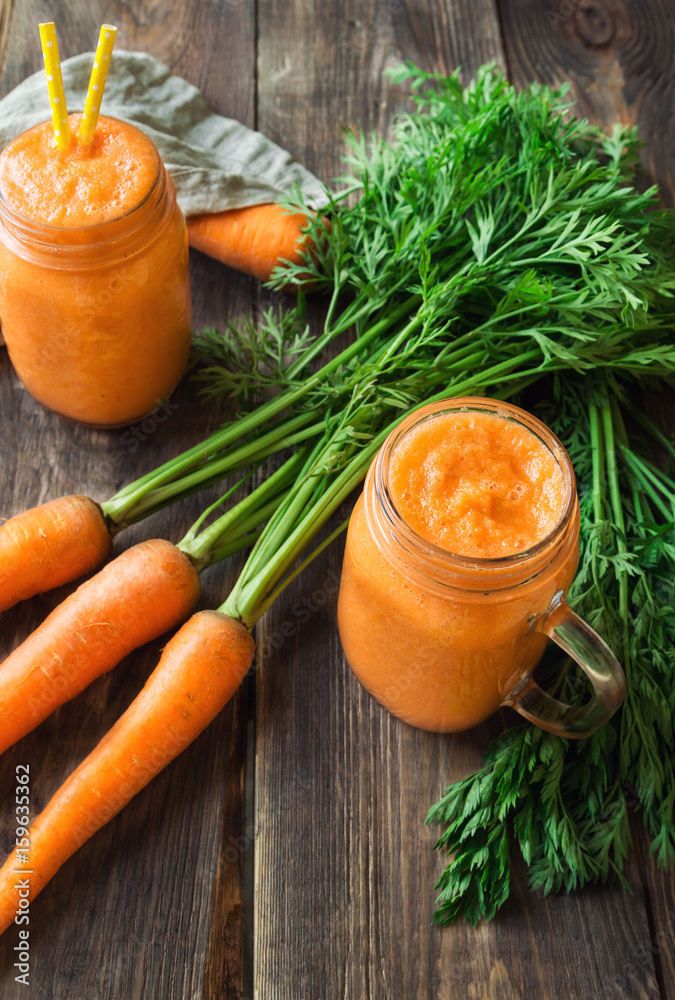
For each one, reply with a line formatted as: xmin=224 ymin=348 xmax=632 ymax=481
xmin=0 ymin=120 xmax=191 ymax=427
xmin=337 ymin=398 xmax=626 ymax=737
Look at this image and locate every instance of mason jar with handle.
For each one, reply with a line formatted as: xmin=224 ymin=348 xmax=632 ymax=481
xmin=337 ymin=397 xmax=626 ymax=737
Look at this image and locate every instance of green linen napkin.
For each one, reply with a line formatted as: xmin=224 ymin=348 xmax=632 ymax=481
xmin=0 ymin=50 xmax=329 ymax=215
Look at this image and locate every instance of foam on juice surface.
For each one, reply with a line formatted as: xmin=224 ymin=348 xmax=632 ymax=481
xmin=388 ymin=410 xmax=565 ymax=558
xmin=0 ymin=115 xmax=159 ymax=227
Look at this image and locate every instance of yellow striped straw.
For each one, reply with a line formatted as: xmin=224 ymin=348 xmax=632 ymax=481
xmin=78 ymin=24 xmax=117 ymax=146
xmin=39 ymin=22 xmax=70 ymax=150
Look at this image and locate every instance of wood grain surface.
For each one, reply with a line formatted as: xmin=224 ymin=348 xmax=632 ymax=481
xmin=498 ymin=0 xmax=675 ymax=205
xmin=0 ymin=1 xmax=672 ymax=998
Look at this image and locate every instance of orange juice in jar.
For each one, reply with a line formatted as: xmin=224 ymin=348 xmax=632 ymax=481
xmin=337 ymin=398 xmax=626 ymax=738
xmin=0 ymin=114 xmax=191 ymax=426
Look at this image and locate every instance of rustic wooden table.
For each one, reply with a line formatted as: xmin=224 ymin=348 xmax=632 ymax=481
xmin=0 ymin=1 xmax=674 ymax=997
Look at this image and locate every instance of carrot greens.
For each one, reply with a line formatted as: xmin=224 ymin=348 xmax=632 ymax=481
xmin=428 ymin=377 xmax=675 ymax=924
xmin=192 ymin=63 xmax=675 ymax=923
xmin=111 ymin=61 xmax=675 ymax=541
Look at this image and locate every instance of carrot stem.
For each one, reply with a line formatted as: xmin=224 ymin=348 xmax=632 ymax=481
xmin=102 ymin=411 xmax=318 ymax=525
xmin=178 ymin=450 xmax=308 ymax=570
xmin=101 ymin=294 xmax=419 ymax=525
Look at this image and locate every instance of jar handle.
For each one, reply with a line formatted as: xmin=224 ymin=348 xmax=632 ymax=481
xmin=503 ymin=595 xmax=627 ymax=738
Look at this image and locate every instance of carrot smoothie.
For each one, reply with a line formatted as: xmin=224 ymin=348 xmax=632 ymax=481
xmin=337 ymin=399 xmax=580 ymax=732
xmin=0 ymin=114 xmax=191 ymax=426
xmin=388 ymin=410 xmax=566 ymax=558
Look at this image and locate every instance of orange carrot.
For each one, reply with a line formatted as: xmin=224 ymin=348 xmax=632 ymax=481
xmin=0 ymin=538 xmax=201 ymax=754
xmin=0 ymin=610 xmax=255 ymax=935
xmin=187 ymin=202 xmax=314 ymax=282
xmin=0 ymin=495 xmax=112 ymax=614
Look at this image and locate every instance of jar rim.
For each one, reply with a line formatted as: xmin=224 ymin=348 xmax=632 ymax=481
xmin=373 ymin=396 xmax=576 ymax=580
xmin=0 ymin=157 xmax=161 ymax=235
xmin=0 ymin=150 xmax=172 ymax=269
xmin=0 ymin=115 xmax=163 ymax=249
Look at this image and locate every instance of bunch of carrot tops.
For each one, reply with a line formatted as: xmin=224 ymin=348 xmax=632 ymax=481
xmin=200 ymin=64 xmax=675 ymax=923
xmin=1 ymin=62 xmax=675 ymax=929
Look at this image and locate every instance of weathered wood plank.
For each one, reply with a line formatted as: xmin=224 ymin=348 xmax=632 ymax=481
xmin=497 ymin=0 xmax=675 ymax=205
xmin=257 ymin=0 xmax=505 ymax=181
xmin=498 ymin=5 xmax=675 ymax=998
xmin=0 ymin=1 xmax=256 ymax=997
xmin=0 ymin=0 xmax=13 ymax=75
xmin=253 ymin=2 xmax=664 ymax=998
xmin=634 ymin=825 xmax=675 ymax=1000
